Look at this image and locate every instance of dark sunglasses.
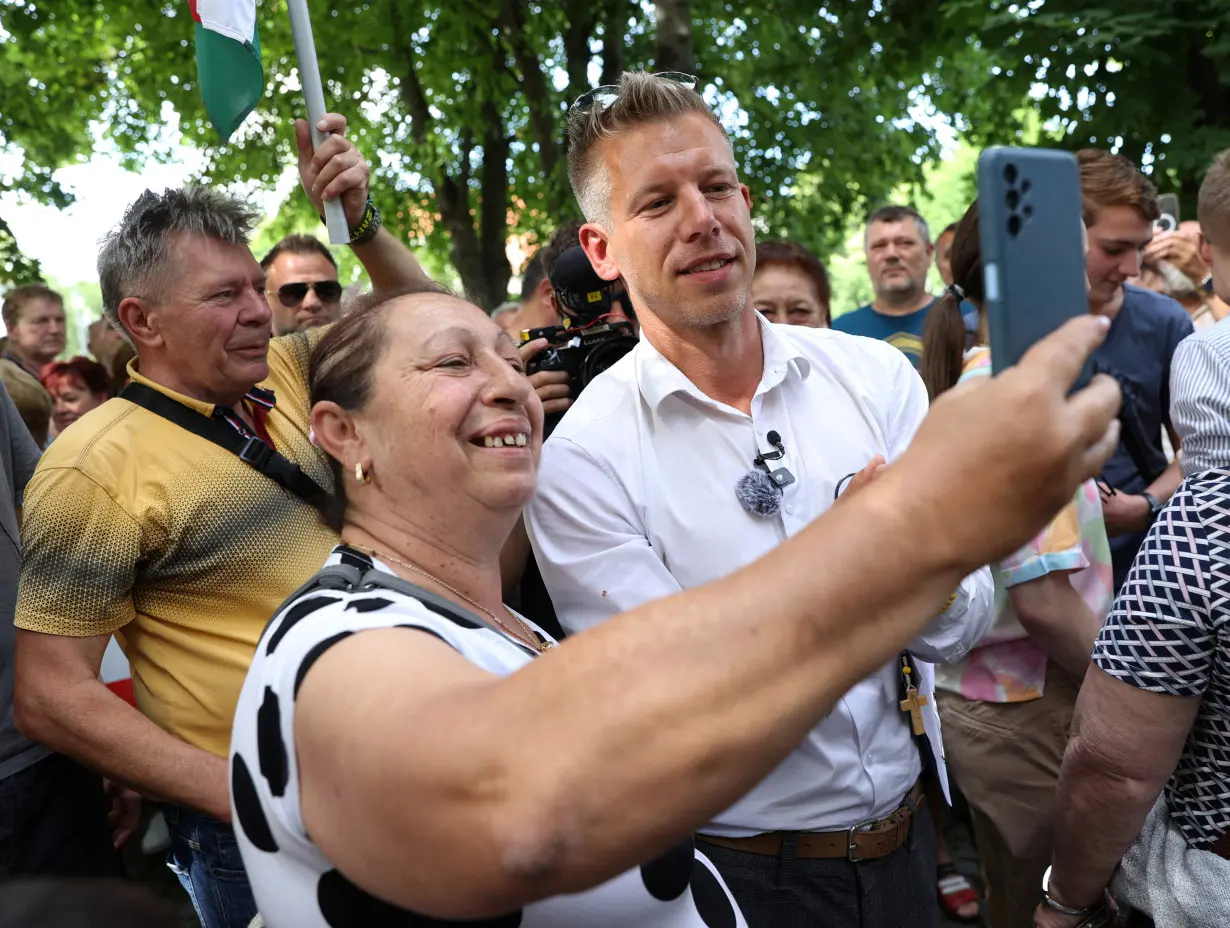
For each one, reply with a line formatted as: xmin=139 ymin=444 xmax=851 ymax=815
xmin=277 ymin=280 xmax=343 ymax=306
xmin=569 ymin=71 xmax=699 ymax=115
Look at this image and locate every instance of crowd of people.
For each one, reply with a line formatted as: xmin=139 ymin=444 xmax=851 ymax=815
xmin=0 ymin=69 xmax=1226 ymax=928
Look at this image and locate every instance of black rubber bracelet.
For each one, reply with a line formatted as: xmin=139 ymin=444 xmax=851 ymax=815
xmin=348 ymin=199 xmax=382 ymax=245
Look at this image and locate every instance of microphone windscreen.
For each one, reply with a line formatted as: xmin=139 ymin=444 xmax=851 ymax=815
xmin=735 ymin=469 xmax=782 ymax=518
xmin=550 ymin=246 xmax=614 ymax=317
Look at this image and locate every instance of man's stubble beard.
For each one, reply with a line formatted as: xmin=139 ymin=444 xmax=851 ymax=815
xmin=642 ymin=282 xmax=748 ymax=331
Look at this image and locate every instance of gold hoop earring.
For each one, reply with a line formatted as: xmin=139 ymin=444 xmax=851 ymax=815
xmin=354 ymin=462 xmax=371 ymax=485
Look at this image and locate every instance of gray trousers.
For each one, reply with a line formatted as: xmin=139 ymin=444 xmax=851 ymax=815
xmin=698 ymin=803 xmax=939 ymax=928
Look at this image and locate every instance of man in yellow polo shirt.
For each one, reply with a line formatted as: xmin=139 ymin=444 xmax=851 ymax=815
xmin=12 ymin=113 xmax=425 ymax=928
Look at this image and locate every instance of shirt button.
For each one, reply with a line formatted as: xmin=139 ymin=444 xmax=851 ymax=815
xmin=785 ymin=505 xmax=794 ymax=515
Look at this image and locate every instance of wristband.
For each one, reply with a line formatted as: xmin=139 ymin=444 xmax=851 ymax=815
xmin=347 ymin=197 xmax=382 ymax=245
xmin=1041 ymin=866 xmax=1104 ymax=917
xmin=1143 ymin=491 xmax=1163 ymax=519
xmin=321 ymin=197 xmax=382 ymax=245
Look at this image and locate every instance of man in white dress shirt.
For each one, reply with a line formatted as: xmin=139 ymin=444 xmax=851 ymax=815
xmin=524 ymin=72 xmax=995 ymax=927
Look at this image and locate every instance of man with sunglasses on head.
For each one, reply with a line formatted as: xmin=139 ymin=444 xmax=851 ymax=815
xmin=525 ymin=71 xmax=996 ymax=928
xmin=261 ymin=235 xmax=346 ymax=335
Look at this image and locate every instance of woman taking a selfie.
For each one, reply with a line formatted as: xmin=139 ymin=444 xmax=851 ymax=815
xmin=920 ymin=203 xmax=1113 ymax=928
xmin=230 ymin=282 xmax=1119 ymax=927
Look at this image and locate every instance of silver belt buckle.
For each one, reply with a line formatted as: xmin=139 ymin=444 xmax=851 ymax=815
xmin=846 ymin=821 xmax=870 ymax=863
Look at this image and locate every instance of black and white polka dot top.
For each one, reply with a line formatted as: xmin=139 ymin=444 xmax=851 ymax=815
xmin=230 ymin=545 xmax=746 ymax=928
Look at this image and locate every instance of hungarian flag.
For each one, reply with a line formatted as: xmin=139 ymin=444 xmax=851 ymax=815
xmin=189 ymin=0 xmax=263 ymax=142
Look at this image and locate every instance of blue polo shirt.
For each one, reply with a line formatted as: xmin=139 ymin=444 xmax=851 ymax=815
xmin=1093 ymin=284 xmax=1194 ymax=591
xmin=833 ymin=298 xmax=979 ymax=368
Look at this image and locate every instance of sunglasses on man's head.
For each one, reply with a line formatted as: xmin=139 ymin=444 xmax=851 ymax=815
xmin=569 ymin=72 xmax=699 ymax=116
xmin=277 ymin=280 xmax=343 ymax=306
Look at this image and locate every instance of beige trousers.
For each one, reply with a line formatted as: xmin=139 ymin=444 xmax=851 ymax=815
xmin=937 ymin=662 xmax=1080 ymax=928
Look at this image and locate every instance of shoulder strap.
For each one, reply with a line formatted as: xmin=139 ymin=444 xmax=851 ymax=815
xmin=120 ymin=381 xmax=328 ymax=507
xmin=354 ymin=567 xmax=542 ymax=653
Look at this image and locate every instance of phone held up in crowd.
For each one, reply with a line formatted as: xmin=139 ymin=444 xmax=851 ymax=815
xmin=977 ymin=146 xmax=1093 ymax=391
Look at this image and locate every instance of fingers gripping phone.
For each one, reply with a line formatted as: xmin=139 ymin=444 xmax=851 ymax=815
xmin=1157 ymin=193 xmax=1180 ymax=233
xmin=977 ymin=147 xmax=1093 ymax=390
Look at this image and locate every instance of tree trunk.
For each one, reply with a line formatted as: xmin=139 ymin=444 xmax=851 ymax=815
xmin=478 ymin=104 xmax=513 ymax=310
xmin=600 ymin=0 xmax=627 ymax=86
xmin=562 ymin=0 xmax=596 ymax=96
xmin=654 ymin=0 xmax=693 ymax=73
xmin=392 ymin=4 xmax=507 ymax=309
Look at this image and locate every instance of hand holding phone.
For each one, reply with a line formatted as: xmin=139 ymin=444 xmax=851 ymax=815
xmin=977 ymin=147 xmax=1092 ymax=390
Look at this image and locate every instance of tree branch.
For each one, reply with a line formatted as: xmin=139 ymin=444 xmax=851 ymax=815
xmin=498 ymin=0 xmax=561 ymax=176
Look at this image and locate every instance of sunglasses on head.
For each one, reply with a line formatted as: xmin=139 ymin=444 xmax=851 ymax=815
xmin=569 ymin=71 xmax=699 ymax=116
xmin=277 ymin=280 xmax=343 ymax=306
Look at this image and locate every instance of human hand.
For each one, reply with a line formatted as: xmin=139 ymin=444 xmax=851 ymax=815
xmin=1143 ymin=232 xmax=1208 ymax=285
xmin=519 ymin=337 xmax=572 ymax=417
xmin=104 ymin=778 xmax=142 ymax=850
xmin=835 ymin=455 xmax=888 ymax=505
xmin=295 ymin=113 xmax=371 ymax=229
xmin=1098 ymin=488 xmax=1152 ymax=536
xmin=889 ymin=316 xmax=1121 ymax=572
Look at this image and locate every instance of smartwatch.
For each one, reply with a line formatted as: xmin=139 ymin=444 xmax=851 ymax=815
xmin=1143 ymin=491 xmax=1163 ymax=519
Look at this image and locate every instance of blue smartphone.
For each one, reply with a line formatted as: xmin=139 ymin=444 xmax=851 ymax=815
xmin=977 ymin=147 xmax=1091 ymax=388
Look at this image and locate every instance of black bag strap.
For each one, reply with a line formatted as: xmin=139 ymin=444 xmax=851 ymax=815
xmin=273 ymin=558 xmax=544 ymax=655
xmin=120 ymin=381 xmax=328 ymax=507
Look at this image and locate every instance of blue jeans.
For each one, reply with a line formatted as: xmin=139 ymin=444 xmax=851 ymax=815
xmin=163 ymin=804 xmax=257 ymax=928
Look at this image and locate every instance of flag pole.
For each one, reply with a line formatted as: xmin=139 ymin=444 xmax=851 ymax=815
xmin=286 ymin=0 xmax=350 ymax=245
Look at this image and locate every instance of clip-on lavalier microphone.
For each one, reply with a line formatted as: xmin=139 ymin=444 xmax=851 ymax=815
xmin=735 ymin=430 xmax=797 ymax=518
xmin=754 ymin=430 xmax=796 ymax=490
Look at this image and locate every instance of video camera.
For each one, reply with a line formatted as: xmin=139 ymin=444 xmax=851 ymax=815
xmin=523 ymin=245 xmax=637 ymax=396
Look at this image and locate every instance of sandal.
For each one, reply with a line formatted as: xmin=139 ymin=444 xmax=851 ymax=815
xmin=937 ymin=862 xmax=981 ymax=923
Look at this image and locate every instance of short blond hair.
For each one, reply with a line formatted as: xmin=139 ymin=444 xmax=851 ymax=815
xmin=1198 ymin=150 xmax=1230 ymax=247
xmin=566 ymin=71 xmax=729 ymax=224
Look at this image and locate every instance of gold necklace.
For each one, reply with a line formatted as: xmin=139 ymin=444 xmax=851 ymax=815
xmin=345 ymin=543 xmax=554 ymax=654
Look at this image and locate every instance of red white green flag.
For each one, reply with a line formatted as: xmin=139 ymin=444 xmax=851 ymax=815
xmin=188 ymin=0 xmax=263 ymax=142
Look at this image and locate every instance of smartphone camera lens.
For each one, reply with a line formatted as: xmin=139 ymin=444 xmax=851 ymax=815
xmin=1006 ymin=190 xmax=1020 ymax=210
xmin=1021 ymin=179 xmax=1032 ymax=194
xmin=1023 ymin=205 xmax=1034 ymax=219
xmin=1007 ymin=215 xmax=1022 ymax=237
xmin=1004 ymin=164 xmax=1019 ymax=184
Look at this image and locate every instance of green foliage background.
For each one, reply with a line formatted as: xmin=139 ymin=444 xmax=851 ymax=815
xmin=1 ymin=0 xmax=1228 ymax=316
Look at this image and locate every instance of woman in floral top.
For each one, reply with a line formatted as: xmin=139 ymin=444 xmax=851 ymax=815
xmin=919 ymin=202 xmax=1114 ymax=928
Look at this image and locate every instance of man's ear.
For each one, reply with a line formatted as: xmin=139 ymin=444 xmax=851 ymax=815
xmin=117 ymin=297 xmax=161 ymax=351
xmin=1199 ymin=233 xmax=1214 ymax=267
xmin=579 ymin=224 xmax=622 ymax=282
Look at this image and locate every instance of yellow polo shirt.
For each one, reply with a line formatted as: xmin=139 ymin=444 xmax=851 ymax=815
xmin=16 ymin=331 xmax=338 ymax=758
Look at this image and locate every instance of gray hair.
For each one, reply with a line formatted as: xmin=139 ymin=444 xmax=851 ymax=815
xmin=566 ymin=71 xmax=731 ymax=225
xmin=864 ymin=205 xmax=932 ymax=248
xmin=97 ymin=186 xmax=260 ymax=329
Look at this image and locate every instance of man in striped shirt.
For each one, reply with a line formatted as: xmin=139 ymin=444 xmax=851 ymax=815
xmin=1171 ymin=148 xmax=1230 ymax=479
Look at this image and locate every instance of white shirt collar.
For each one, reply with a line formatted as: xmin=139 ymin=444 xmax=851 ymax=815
xmin=634 ymin=311 xmax=812 ymax=413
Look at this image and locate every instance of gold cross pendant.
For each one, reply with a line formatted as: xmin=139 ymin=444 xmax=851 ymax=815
xmin=899 ymin=685 xmax=929 ymax=736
